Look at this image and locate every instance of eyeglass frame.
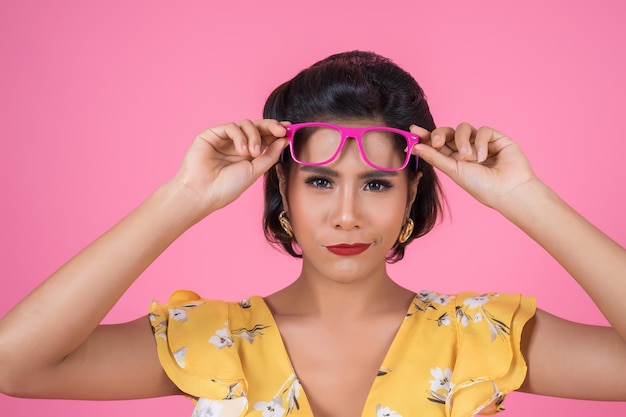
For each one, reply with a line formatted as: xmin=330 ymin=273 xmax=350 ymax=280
xmin=281 ymin=122 xmax=420 ymax=171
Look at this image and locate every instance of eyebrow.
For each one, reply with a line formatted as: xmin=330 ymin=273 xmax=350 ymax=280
xmin=298 ymin=165 xmax=400 ymax=179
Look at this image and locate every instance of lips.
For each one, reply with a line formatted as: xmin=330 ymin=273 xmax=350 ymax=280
xmin=326 ymin=243 xmax=371 ymax=256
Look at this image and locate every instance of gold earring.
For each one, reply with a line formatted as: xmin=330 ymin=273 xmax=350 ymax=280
xmin=278 ymin=211 xmax=294 ymax=239
xmin=398 ymin=218 xmax=414 ymax=244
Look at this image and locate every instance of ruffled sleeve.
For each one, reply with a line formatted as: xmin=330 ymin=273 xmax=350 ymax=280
xmin=148 ymin=290 xmax=248 ymax=411
xmin=447 ymin=292 xmax=536 ymax=417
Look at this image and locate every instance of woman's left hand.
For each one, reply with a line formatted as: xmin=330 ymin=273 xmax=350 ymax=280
xmin=410 ymin=123 xmax=538 ymax=210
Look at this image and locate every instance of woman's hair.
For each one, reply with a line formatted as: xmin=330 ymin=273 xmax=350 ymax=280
xmin=262 ymin=50 xmax=444 ymax=262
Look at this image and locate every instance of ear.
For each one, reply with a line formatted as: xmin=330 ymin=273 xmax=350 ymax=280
xmin=404 ymin=172 xmax=423 ymax=218
xmin=276 ymin=163 xmax=290 ymax=214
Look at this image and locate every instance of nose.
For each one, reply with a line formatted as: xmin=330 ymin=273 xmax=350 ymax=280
xmin=330 ymin=186 xmax=363 ymax=231
xmin=328 ymin=139 xmax=366 ymax=231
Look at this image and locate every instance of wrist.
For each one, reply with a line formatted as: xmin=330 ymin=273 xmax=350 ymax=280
xmin=150 ymin=180 xmax=215 ymax=232
xmin=496 ymin=178 xmax=571 ymax=239
xmin=495 ymin=177 xmax=557 ymax=224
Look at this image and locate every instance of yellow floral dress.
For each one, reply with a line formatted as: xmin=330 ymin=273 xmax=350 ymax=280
xmin=149 ymin=290 xmax=535 ymax=417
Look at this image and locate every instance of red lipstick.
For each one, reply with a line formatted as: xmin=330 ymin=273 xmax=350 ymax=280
xmin=326 ymin=243 xmax=371 ymax=256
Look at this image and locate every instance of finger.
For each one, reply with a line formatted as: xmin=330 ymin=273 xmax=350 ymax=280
xmin=239 ymin=119 xmax=263 ymax=157
xmin=413 ymin=143 xmax=459 ymax=181
xmin=249 ymin=138 xmax=289 ymax=177
xmin=254 ymin=119 xmax=288 ymax=152
xmin=221 ymin=122 xmax=251 ymax=155
xmin=254 ymin=119 xmax=287 ymax=137
xmin=408 ymin=124 xmax=431 ymax=142
xmin=485 ymin=127 xmax=515 ymax=155
xmin=454 ymin=122 xmax=477 ymax=161
xmin=430 ymin=126 xmax=456 ymax=150
xmin=474 ymin=126 xmax=494 ymax=163
xmin=409 ymin=125 xmax=455 ymax=150
xmin=200 ymin=122 xmax=248 ymax=155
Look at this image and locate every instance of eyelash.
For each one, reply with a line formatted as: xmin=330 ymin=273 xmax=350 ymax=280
xmin=365 ymin=179 xmax=393 ymax=192
xmin=305 ymin=177 xmax=332 ymax=189
xmin=304 ymin=177 xmax=393 ymax=192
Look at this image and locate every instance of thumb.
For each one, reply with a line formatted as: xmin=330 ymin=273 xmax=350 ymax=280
xmin=250 ymin=138 xmax=289 ymax=178
xmin=414 ymin=144 xmax=459 ymax=181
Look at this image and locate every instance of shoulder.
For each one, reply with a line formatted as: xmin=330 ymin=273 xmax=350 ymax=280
xmin=148 ymin=290 xmax=258 ymax=399
xmin=149 ymin=290 xmax=232 ymax=340
xmin=407 ymin=291 xmax=536 ymax=414
xmin=148 ymin=290 xmax=275 ymax=346
xmin=409 ymin=290 xmax=535 ymax=325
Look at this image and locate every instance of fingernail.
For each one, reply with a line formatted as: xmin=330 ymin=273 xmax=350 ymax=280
xmin=254 ymin=144 xmax=261 ymax=155
xmin=460 ymin=146 xmax=469 ymax=156
xmin=433 ymin=134 xmax=441 ymax=145
xmin=477 ymin=149 xmax=485 ymax=162
xmin=241 ymin=144 xmax=248 ymax=153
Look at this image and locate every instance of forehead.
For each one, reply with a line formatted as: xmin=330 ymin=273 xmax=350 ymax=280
xmin=318 ymin=117 xmax=386 ymax=128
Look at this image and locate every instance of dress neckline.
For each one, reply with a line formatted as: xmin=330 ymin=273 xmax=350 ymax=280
xmin=252 ymin=293 xmax=418 ymax=417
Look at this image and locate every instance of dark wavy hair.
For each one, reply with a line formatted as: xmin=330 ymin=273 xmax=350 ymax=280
xmin=262 ymin=51 xmax=444 ymax=262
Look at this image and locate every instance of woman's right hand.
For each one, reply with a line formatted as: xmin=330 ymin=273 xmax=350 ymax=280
xmin=170 ymin=119 xmax=288 ymax=220
xmin=0 ymin=119 xmax=289 ymax=400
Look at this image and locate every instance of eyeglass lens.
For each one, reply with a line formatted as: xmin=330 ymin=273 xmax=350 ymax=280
xmin=292 ymin=126 xmax=408 ymax=169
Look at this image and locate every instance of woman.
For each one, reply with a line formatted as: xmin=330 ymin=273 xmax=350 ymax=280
xmin=0 ymin=51 xmax=624 ymax=417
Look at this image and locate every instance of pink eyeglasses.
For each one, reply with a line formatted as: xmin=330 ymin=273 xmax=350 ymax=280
xmin=282 ymin=122 xmax=419 ymax=171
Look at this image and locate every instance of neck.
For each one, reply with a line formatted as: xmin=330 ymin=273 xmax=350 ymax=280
xmin=266 ymin=260 xmax=415 ymax=322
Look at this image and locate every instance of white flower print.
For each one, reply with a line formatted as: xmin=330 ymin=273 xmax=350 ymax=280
xmin=192 ymin=398 xmax=224 ymax=417
xmin=254 ymin=398 xmax=285 ymax=417
xmin=170 ymin=308 xmax=188 ymax=322
xmin=429 ymin=367 xmax=453 ymax=393
xmin=173 ymin=346 xmax=187 ymax=368
xmin=169 ymin=301 xmax=205 ymax=323
xmin=411 ymin=291 xmax=456 ymax=316
xmin=433 ymin=294 xmax=453 ymax=306
xmin=456 ymin=293 xmax=510 ymax=341
xmin=417 ymin=290 xmax=436 ymax=303
xmin=487 ymin=316 xmax=509 ymax=341
xmin=149 ymin=315 xmax=168 ymax=340
xmin=473 ymin=312 xmax=483 ymax=323
xmin=285 ymin=378 xmax=302 ymax=413
xmin=376 ymin=404 xmax=402 ymax=417
xmin=455 ymin=306 xmax=471 ymax=327
xmin=463 ymin=295 xmax=491 ymax=309
xmin=204 ymin=380 xmax=246 ymax=401
xmin=427 ymin=367 xmax=455 ymax=404
xmin=224 ymin=381 xmax=244 ymax=399
xmin=436 ymin=312 xmax=452 ymax=326
xmin=255 ymin=373 xmax=301 ymax=416
xmin=417 ymin=291 xmax=455 ymax=305
xmin=209 ymin=322 xmax=234 ymax=349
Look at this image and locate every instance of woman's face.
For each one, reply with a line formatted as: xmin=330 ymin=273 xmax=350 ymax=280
xmin=280 ymin=119 xmax=419 ymax=284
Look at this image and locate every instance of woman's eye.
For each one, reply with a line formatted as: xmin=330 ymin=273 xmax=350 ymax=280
xmin=306 ymin=177 xmax=332 ymax=189
xmin=365 ymin=179 xmax=392 ymax=192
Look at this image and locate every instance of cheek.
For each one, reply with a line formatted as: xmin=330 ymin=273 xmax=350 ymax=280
xmin=285 ymin=177 xmax=319 ymax=225
xmin=374 ymin=199 xmax=408 ymax=230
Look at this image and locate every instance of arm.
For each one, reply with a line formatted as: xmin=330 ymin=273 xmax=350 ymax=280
xmin=0 ymin=120 xmax=288 ymax=399
xmin=498 ymin=169 xmax=626 ymax=340
xmin=411 ymin=123 xmax=626 ymax=400
xmin=501 ymin=178 xmax=626 ymax=399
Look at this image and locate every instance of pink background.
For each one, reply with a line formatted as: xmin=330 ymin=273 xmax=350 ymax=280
xmin=1 ymin=0 xmax=625 ymax=416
